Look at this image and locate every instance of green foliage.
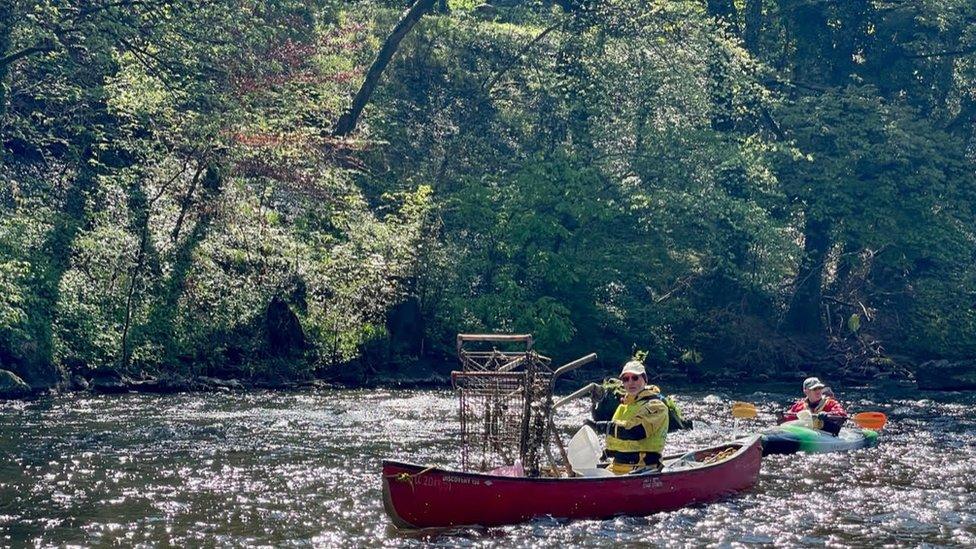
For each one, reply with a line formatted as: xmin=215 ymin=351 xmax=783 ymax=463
xmin=1 ymin=0 xmax=975 ymax=387
xmin=680 ymin=349 xmax=702 ymax=365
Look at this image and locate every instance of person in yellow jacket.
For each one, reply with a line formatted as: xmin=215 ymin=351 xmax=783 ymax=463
xmin=585 ymin=360 xmax=669 ymax=474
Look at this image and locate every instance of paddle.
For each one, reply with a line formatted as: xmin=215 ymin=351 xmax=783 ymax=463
xmin=731 ymin=402 xmax=887 ymax=430
xmin=728 ymin=401 xmax=758 ymax=437
xmin=851 ymin=411 xmax=887 ymax=430
xmin=732 ymin=401 xmax=758 ymax=419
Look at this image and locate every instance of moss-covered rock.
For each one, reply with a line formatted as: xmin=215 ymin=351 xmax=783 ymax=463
xmin=0 ymin=369 xmax=31 ymax=399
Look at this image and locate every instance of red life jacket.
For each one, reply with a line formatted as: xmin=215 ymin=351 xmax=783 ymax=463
xmin=783 ymin=396 xmax=848 ymax=421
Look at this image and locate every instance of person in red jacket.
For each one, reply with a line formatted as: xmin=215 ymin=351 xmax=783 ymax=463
xmin=781 ymin=377 xmax=848 ymax=435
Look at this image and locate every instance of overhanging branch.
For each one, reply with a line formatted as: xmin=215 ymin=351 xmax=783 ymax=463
xmin=332 ymin=0 xmax=437 ymax=137
xmin=0 ymin=43 xmax=56 ymax=68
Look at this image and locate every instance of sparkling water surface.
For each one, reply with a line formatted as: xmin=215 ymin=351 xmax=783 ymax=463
xmin=1 ymin=385 xmax=974 ymax=547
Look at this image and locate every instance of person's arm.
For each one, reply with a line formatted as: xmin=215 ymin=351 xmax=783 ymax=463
xmin=823 ymin=398 xmax=848 ymax=418
xmin=780 ymin=400 xmax=802 ymax=423
xmin=814 ymin=398 xmax=848 ymax=434
xmin=637 ymin=400 xmax=669 ymax=436
xmin=607 ymin=400 xmax=667 ymax=440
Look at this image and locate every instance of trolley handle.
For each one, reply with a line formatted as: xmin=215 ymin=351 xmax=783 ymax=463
xmin=551 ymin=353 xmax=597 ymax=384
xmin=456 ymin=333 xmax=534 ymax=352
xmin=553 ymin=382 xmax=602 ymax=409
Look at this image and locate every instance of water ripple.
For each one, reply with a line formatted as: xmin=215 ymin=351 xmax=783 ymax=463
xmin=0 ymin=386 xmax=974 ymax=546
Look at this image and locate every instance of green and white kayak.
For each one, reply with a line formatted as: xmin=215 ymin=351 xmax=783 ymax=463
xmin=761 ymin=422 xmax=879 ymax=455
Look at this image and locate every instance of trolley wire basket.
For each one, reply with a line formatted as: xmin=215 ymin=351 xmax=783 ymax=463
xmin=452 ymin=334 xmax=595 ymax=477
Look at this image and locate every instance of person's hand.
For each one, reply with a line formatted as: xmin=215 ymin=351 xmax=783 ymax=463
xmin=796 ymin=409 xmax=814 ymax=427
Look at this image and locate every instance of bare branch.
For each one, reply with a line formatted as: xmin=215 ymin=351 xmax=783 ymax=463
xmin=482 ymin=19 xmax=566 ymax=94
xmin=906 ymin=46 xmax=976 ymax=60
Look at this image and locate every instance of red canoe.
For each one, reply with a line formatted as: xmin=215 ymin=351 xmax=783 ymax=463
xmin=382 ymin=435 xmax=763 ymax=528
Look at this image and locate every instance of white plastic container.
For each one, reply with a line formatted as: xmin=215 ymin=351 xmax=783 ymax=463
xmin=567 ymin=425 xmax=602 ymax=472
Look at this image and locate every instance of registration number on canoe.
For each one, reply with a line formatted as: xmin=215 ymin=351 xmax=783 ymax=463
xmin=442 ymin=475 xmax=480 ymax=485
xmin=642 ymin=478 xmax=663 ymax=489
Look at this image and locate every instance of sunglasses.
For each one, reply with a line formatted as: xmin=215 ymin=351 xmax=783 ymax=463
xmin=620 ymin=375 xmax=641 ymax=382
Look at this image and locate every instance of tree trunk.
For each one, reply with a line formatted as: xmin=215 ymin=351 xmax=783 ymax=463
xmin=119 ymin=178 xmax=164 ymax=372
xmin=0 ymin=5 xmax=56 ymax=126
xmin=784 ymin=217 xmax=830 ymax=333
xmin=26 ymin=142 xmax=100 ymax=388
xmin=171 ymin=162 xmax=205 ymax=243
xmin=332 ymin=0 xmax=436 ymax=137
xmin=744 ymin=0 xmax=762 ymax=55
xmin=829 ymin=5 xmax=862 ymax=85
xmin=705 ymin=0 xmax=739 ymax=133
xmin=0 ymin=3 xmax=12 ymax=124
xmin=119 ymin=187 xmax=150 ymax=372
xmin=787 ymin=4 xmax=833 ymax=85
xmin=779 ymin=3 xmax=843 ymax=336
xmin=946 ymin=95 xmax=975 ymax=136
xmin=706 ymin=0 xmax=739 ymax=31
xmin=146 ymin=163 xmax=223 ymax=370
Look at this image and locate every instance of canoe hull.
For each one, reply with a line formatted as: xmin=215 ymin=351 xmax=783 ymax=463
xmin=382 ymin=436 xmax=763 ymax=529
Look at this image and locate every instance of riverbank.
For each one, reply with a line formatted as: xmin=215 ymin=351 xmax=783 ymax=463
xmin=0 ymin=364 xmax=925 ymax=401
xmin=5 ymin=350 xmax=974 ymax=401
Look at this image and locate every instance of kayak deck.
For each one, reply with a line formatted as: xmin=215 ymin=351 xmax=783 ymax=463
xmin=761 ymin=424 xmax=879 ymax=455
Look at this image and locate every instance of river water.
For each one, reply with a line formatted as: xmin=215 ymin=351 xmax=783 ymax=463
xmin=1 ymin=384 xmax=974 ymax=547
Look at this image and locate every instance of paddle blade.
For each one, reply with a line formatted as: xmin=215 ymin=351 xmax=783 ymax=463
xmin=731 ymin=401 xmax=758 ymax=419
xmin=852 ymin=411 xmax=887 ymax=430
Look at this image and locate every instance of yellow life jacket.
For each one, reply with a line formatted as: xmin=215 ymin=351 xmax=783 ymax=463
xmin=605 ymin=386 xmax=669 ymax=457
